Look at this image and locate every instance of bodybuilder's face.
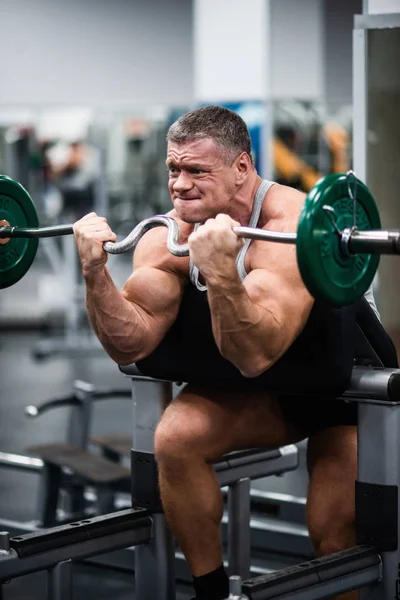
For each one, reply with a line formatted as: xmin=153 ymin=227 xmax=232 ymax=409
xmin=166 ymin=138 xmax=237 ymax=223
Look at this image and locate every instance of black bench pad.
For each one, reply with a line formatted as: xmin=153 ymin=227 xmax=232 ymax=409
xmin=90 ymin=434 xmax=131 ymax=457
xmin=28 ymin=443 xmax=130 ymax=483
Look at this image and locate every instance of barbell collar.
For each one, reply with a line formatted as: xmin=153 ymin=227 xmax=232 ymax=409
xmin=348 ymin=229 xmax=400 ymax=255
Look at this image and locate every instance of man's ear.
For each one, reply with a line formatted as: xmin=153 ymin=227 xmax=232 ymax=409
xmin=235 ymin=152 xmax=253 ymax=184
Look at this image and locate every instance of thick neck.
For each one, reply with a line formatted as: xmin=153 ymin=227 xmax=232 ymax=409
xmin=227 ymin=173 xmax=264 ymax=225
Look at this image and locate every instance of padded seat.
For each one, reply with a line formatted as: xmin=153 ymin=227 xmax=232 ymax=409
xmin=28 ymin=443 xmax=130 ymax=484
xmin=90 ymin=433 xmax=131 ymax=458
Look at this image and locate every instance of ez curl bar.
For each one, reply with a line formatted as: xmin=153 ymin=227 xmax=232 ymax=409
xmin=1 ymin=171 xmax=399 ymax=306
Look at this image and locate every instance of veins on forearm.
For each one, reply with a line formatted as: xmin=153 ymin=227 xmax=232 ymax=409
xmin=206 ymin=279 xmax=281 ymax=375
xmin=209 ymin=287 xmax=262 ymax=334
xmin=86 ymin=272 xmax=147 ymax=362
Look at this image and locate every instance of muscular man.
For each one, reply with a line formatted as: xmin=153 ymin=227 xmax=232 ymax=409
xmin=74 ymin=106 xmax=361 ymax=600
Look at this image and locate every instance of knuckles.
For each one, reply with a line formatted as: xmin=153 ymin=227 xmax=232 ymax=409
xmin=73 ymin=215 xmax=116 ymax=244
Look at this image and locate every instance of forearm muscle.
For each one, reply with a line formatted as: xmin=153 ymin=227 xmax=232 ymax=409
xmin=85 ymin=268 xmax=149 ymax=364
xmin=206 ymin=273 xmax=283 ymax=377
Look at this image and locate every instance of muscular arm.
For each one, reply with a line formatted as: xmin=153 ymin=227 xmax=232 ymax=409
xmin=206 ymin=265 xmax=311 ymax=377
xmin=85 ymin=231 xmax=184 ymax=365
xmin=203 ymin=187 xmax=313 ymax=377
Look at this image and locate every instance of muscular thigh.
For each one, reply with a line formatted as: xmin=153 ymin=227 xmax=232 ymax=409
xmin=158 ymin=383 xmax=307 ymax=461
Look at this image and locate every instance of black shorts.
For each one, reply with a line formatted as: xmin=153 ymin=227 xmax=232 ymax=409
xmin=279 ymin=395 xmax=358 ymax=435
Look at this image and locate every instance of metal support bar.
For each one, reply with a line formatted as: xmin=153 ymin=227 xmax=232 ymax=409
xmin=228 ymin=478 xmax=251 ymax=580
xmin=47 ymin=560 xmax=72 ymax=600
xmin=68 ymin=380 xmax=95 ymax=450
xmin=358 ymin=403 xmax=400 ymax=599
xmin=0 ymin=514 xmax=151 ymax=582
xmin=135 ymin=514 xmax=176 ymax=600
xmin=215 ymin=445 xmax=298 ymax=487
xmin=130 ymin=377 xmax=176 ymax=600
xmin=0 ymin=452 xmax=42 ymax=473
xmin=36 ymin=463 xmax=62 ymax=527
xmin=242 ymin=546 xmax=381 ymax=600
xmin=244 ymin=564 xmax=381 ymax=600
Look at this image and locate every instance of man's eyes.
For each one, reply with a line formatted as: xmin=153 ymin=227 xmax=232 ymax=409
xmin=168 ymin=167 xmax=205 ymax=175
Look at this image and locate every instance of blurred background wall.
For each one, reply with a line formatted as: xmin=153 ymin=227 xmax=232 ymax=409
xmin=0 ymin=0 xmax=194 ymax=107
xmin=0 ymin=0 xmax=399 ymax=348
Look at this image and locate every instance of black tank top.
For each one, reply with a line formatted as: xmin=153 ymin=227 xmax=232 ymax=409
xmin=137 ymin=284 xmax=357 ymax=395
xmin=137 ymin=181 xmax=398 ymax=393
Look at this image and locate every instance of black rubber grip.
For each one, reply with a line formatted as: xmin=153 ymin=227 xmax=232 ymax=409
xmin=242 ymin=546 xmax=380 ymax=599
xmin=10 ymin=508 xmax=151 ymax=558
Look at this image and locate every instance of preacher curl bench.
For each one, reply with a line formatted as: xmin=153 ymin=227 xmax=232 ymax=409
xmin=118 ymin=359 xmax=400 ymax=600
xmin=0 ymin=354 xmax=397 ymax=599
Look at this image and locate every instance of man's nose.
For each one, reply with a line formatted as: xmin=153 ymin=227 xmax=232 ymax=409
xmin=172 ymin=171 xmax=193 ymax=193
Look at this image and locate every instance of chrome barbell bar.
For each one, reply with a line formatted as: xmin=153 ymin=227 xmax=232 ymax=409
xmin=1 ymin=215 xmax=400 ymax=257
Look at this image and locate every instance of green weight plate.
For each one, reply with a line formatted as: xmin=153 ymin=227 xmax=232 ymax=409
xmin=0 ymin=175 xmax=39 ymax=289
xmin=296 ymin=173 xmax=381 ymax=306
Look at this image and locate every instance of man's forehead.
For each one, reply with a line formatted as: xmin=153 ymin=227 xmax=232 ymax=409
xmin=167 ymin=137 xmax=221 ymax=162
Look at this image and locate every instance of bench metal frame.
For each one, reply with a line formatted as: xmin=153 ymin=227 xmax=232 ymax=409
xmin=0 ymin=365 xmax=397 ymax=600
xmin=241 ymin=366 xmax=400 ymax=600
xmin=126 ymin=370 xmax=299 ymax=598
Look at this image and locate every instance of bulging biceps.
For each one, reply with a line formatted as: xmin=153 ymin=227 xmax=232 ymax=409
xmin=244 ymin=269 xmax=311 ymax=324
xmin=124 ymin=266 xmax=182 ymax=319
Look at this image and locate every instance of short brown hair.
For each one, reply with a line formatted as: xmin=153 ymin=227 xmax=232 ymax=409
xmin=167 ymin=105 xmax=252 ymax=164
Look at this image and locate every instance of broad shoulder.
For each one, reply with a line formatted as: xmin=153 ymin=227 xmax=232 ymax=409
xmin=246 ymin=182 xmax=308 ymax=276
xmin=245 ymin=182 xmax=314 ymax=316
xmin=260 ymin=183 xmax=306 ymax=229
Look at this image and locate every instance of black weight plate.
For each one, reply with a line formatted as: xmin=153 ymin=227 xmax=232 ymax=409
xmin=0 ymin=175 xmax=39 ymax=289
xmin=297 ymin=173 xmax=381 ymax=306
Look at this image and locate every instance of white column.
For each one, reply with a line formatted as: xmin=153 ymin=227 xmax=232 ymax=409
xmin=354 ymin=6 xmax=400 ymax=334
xmin=364 ymin=0 xmax=400 ymax=13
xmin=193 ymin=0 xmax=325 ymax=178
xmin=194 ymin=0 xmax=269 ymax=103
xmin=194 ymin=0 xmax=272 ymax=177
xmin=270 ymin=0 xmax=324 ymax=101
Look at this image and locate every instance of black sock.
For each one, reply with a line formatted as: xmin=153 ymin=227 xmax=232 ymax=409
xmin=193 ymin=564 xmax=229 ymax=600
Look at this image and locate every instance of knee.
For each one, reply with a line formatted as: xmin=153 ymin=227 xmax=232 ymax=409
xmin=154 ymin=414 xmax=207 ymax=468
xmin=154 ymin=420 xmax=184 ymax=466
